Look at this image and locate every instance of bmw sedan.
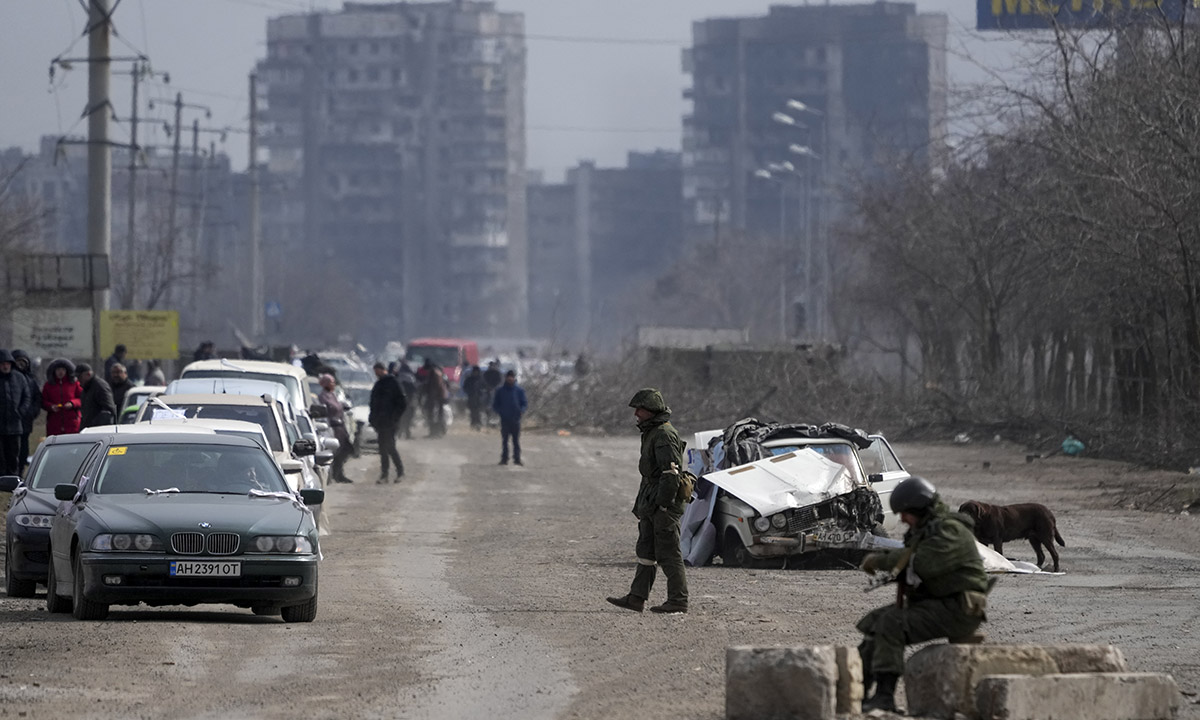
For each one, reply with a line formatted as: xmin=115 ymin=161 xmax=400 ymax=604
xmin=45 ymin=431 xmax=323 ymax=622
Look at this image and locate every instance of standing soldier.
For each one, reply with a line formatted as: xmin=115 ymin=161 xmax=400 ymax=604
xmin=607 ymin=388 xmax=688 ymax=614
xmin=369 ymin=362 xmax=406 ymax=483
xmin=856 ymin=476 xmax=990 ymax=712
xmin=0 ymin=350 xmax=32 ymax=477
xmin=10 ymin=350 xmax=41 ymax=476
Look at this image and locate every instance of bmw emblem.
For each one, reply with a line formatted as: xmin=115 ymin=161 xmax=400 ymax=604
xmin=198 ymin=522 xmax=211 ymax=529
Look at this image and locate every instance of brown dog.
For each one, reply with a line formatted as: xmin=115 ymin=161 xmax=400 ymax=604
xmin=958 ymin=500 xmax=1065 ymax=572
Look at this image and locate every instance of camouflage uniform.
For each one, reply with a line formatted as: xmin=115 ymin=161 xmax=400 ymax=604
xmin=626 ymin=389 xmax=688 ymax=608
xmin=857 ymin=499 xmax=990 ymax=678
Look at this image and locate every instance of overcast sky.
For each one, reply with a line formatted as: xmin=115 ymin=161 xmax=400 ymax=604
xmin=1 ymin=0 xmax=1018 ymax=180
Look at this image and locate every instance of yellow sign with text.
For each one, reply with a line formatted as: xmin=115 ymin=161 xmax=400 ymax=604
xmin=99 ymin=311 xmax=180 ymax=359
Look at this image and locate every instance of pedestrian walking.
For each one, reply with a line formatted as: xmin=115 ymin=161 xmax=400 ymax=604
xmin=10 ymin=350 xmax=41 ymax=476
xmin=76 ymin=363 xmax=116 ymax=429
xmin=482 ymin=360 xmax=502 ymax=426
xmin=42 ymin=359 xmax=82 ymax=436
xmin=462 ymin=365 xmax=484 ymax=430
xmin=109 ymin=362 xmax=134 ymax=415
xmin=0 ymin=350 xmax=32 ymax=476
xmin=104 ymin=343 xmax=127 ymax=378
xmin=318 ymin=373 xmax=354 ymax=483
xmin=607 ymin=388 xmax=689 ymax=615
xmin=420 ymin=359 xmax=447 ymax=437
xmin=395 ymin=361 xmax=417 ymax=439
xmin=369 ymin=362 xmax=406 ymax=483
xmin=491 ymin=370 xmax=527 ymax=465
xmin=856 ymin=476 xmax=990 ymax=712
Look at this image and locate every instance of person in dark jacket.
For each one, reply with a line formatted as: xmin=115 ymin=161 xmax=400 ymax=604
xmin=10 ymin=350 xmax=41 ymax=476
xmin=0 ymin=349 xmax=33 ymax=476
xmin=491 ymin=370 xmax=527 ymax=465
xmin=856 ymin=476 xmax=990 ymax=712
xmin=104 ymin=343 xmax=127 ymax=378
xmin=109 ymin=362 xmax=134 ymax=414
xmin=607 ymin=388 xmax=688 ymax=615
xmin=462 ymin=365 xmax=484 ymax=430
xmin=482 ymin=360 xmax=502 ymax=426
xmin=368 ymin=362 xmax=406 ymax=483
xmin=42 ymin=358 xmax=82 ymax=436
xmin=394 ymin=361 xmax=417 ymax=439
xmin=76 ymin=363 xmax=117 ymax=429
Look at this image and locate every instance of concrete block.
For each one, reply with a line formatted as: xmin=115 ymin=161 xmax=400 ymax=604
xmin=835 ymin=645 xmax=863 ymax=715
xmin=726 ymin=645 xmax=837 ymax=720
xmin=1041 ymin=644 xmax=1127 ymax=674
xmin=905 ymin=645 xmax=1059 ymax=719
xmin=975 ymin=672 xmax=1182 ymax=720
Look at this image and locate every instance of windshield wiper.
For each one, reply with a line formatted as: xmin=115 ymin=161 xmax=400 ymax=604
xmin=144 ymin=487 xmax=181 ymax=495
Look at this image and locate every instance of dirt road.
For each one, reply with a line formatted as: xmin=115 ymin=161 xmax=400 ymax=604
xmin=2 ymin=426 xmax=1199 ymax=719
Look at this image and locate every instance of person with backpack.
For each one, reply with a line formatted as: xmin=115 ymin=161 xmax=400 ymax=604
xmin=606 ymin=388 xmax=689 ymax=615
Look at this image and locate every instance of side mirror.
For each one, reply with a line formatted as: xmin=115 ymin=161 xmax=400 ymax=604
xmin=314 ymin=450 xmax=334 ymax=467
xmin=868 ymin=473 xmax=884 ymax=484
xmin=308 ymin=402 xmax=328 ymax=418
xmin=279 ymin=458 xmax=305 ymax=475
xmin=54 ymin=483 xmax=79 ymax=501
xmin=0 ymin=475 xmax=20 ymax=493
xmin=291 ymin=438 xmax=317 ymax=457
xmin=314 ymin=421 xmax=330 ymax=433
xmin=299 ymin=488 xmax=325 ymax=506
xmin=301 ymin=432 xmax=317 ymax=443
xmin=322 ymin=437 xmax=340 ymax=453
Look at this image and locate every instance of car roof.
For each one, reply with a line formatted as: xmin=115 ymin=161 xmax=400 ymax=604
xmin=166 ymin=378 xmax=289 ymax=395
xmin=81 ymin=424 xmax=217 ymax=435
xmin=153 ymin=393 xmax=276 ymax=406
xmin=125 ymin=385 xmax=167 ymax=396
xmin=79 ymin=430 xmax=262 ymax=447
xmin=182 ymin=359 xmax=306 ymax=380
xmin=141 ymin=418 xmax=267 ymax=434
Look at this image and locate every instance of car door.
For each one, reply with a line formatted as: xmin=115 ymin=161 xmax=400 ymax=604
xmin=861 ymin=435 xmax=910 ymax=535
xmin=49 ymin=441 xmax=106 ymax=584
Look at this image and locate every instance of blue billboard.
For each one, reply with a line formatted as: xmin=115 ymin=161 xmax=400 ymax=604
xmin=977 ymin=0 xmax=1195 ymax=30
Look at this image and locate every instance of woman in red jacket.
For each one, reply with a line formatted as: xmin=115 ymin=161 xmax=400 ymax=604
xmin=42 ymin=358 xmax=82 ymax=436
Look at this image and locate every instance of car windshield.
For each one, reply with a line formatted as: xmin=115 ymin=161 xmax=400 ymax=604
xmin=27 ymin=443 xmax=95 ymax=491
xmin=768 ymin=442 xmax=863 ymax=483
xmin=344 ymin=386 xmax=372 ymax=405
xmin=213 ymin=429 xmax=269 ymax=451
xmin=181 ymin=370 xmax=303 ymax=408
xmin=93 ymin=443 xmax=289 ymax=494
xmin=148 ymin=404 xmax=283 ymax=452
xmin=405 ymin=345 xmax=459 ymax=368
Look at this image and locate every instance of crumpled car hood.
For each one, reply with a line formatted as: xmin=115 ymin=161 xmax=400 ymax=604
xmin=704 ymin=448 xmax=854 ymax=517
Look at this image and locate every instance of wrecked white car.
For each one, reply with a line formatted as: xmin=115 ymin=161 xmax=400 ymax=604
xmin=681 ymin=420 xmax=910 ymax=567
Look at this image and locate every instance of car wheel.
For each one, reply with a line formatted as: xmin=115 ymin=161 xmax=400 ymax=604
xmin=251 ymin=605 xmax=280 ymax=616
xmin=280 ymin=588 xmax=318 ymax=623
xmin=71 ymin=552 xmax=109 ymax=620
xmin=5 ymin=539 xmax=37 ymax=598
xmin=721 ymin=530 xmax=751 ymax=568
xmin=45 ymin=549 xmax=72 ymax=614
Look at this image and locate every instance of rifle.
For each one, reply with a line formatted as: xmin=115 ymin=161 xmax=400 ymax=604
xmin=863 ymin=548 xmax=914 ymax=608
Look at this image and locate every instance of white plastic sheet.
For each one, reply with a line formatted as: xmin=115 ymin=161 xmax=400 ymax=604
xmin=702 ymin=448 xmax=854 ymax=517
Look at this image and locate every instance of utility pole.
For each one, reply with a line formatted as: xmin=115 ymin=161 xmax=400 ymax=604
xmin=249 ymin=72 xmax=264 ymax=341
xmin=87 ymin=0 xmax=112 ymax=364
xmin=163 ymin=91 xmax=183 ymax=311
xmin=188 ymin=117 xmax=201 ymax=318
xmin=124 ymin=62 xmax=140 ymax=310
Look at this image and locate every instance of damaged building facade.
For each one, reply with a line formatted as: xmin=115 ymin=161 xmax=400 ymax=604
xmin=683 ymin=3 xmax=947 ymax=342
xmin=258 ymin=1 xmax=528 ymax=342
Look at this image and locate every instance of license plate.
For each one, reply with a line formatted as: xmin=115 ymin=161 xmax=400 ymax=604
xmin=169 ymin=560 xmax=242 ymax=577
xmin=810 ymin=529 xmax=859 ymax=545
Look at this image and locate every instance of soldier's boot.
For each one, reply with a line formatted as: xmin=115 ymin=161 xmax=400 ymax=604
xmin=862 ymin=672 xmax=898 ymax=713
xmin=649 ymin=601 xmax=688 ymax=614
xmin=605 ymin=594 xmax=645 ymax=612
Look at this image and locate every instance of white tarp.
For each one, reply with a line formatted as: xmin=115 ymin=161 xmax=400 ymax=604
xmin=976 ymin=540 xmax=1062 ymax=574
xmin=703 ymin=448 xmax=854 ymax=517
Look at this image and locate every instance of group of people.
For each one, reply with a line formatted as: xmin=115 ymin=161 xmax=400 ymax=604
xmin=0 ymin=347 xmax=142 ymax=476
xmin=603 ymin=388 xmax=990 ymax=713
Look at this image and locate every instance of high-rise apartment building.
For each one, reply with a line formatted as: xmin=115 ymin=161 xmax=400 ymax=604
xmin=683 ymin=2 xmax=947 ymax=340
xmin=258 ymin=1 xmax=527 ymax=342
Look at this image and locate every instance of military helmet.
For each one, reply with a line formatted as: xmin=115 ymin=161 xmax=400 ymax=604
xmin=889 ymin=476 xmax=937 ymax=514
xmin=628 ymin=388 xmax=668 ymax=414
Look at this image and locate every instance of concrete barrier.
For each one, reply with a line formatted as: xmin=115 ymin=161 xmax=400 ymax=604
xmin=725 ymin=646 xmax=837 ymax=720
xmin=975 ymin=672 xmax=1182 ymax=720
xmin=905 ymin=644 xmax=1127 ymax=719
xmin=834 ymin=646 xmax=862 ymax=715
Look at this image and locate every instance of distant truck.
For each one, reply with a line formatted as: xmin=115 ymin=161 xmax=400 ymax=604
xmin=404 ymin=338 xmax=480 ymax=389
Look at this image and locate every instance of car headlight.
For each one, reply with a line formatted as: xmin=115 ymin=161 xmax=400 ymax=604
xmin=771 ymin=513 xmax=787 ymax=530
xmin=753 ymin=517 xmax=771 ymax=533
xmin=14 ymin=514 xmax=53 ymax=529
xmin=249 ymin=535 xmax=314 ymax=554
xmin=90 ymin=533 xmax=163 ymax=552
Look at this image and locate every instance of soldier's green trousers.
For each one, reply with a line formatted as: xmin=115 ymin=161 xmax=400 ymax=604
xmin=857 ymin=594 xmax=983 ymax=677
xmin=629 ymin=509 xmax=688 ymax=605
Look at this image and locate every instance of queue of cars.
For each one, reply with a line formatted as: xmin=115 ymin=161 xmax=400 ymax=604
xmin=2 ymin=358 xmax=335 ymax=622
